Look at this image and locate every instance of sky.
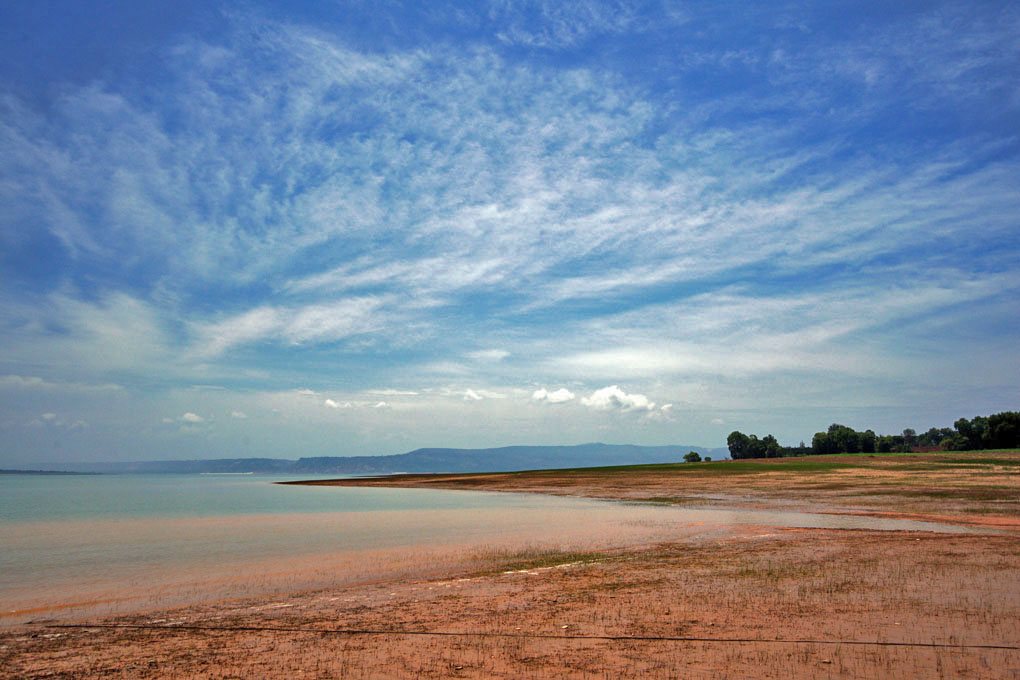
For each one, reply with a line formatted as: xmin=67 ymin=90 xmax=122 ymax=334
xmin=1 ymin=1 xmax=1018 ymax=466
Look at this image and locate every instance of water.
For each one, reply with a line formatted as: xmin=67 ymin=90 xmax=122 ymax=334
xmin=0 ymin=473 xmax=574 ymax=521
xmin=0 ymin=473 xmax=977 ymax=625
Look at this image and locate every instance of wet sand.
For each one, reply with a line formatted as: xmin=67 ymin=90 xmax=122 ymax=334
xmin=3 ymin=452 xmax=1019 ymax=678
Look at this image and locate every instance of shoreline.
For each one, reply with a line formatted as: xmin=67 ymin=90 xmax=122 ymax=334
xmin=282 ymin=450 xmax=1020 ymax=531
xmin=4 ymin=451 xmax=1018 ymax=678
xmin=5 ymin=526 xmax=1018 ymax=678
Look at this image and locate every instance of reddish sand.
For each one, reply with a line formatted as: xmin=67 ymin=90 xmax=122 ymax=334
xmin=3 ymin=453 xmax=1019 ymax=679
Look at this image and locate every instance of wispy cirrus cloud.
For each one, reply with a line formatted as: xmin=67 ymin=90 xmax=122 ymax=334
xmin=189 ymin=297 xmax=391 ymax=357
xmin=0 ymin=2 xmax=1017 ymax=463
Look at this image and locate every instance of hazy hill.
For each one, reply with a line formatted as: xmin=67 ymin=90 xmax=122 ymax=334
xmin=47 ymin=443 xmax=726 ymax=474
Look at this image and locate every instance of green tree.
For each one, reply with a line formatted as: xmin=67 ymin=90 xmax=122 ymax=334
xmin=940 ymin=434 xmax=968 ymax=451
xmin=988 ymin=411 xmax=1020 ymax=449
xmin=746 ymin=435 xmax=768 ymax=458
xmin=827 ymin=424 xmax=861 ymax=453
xmin=955 ymin=416 xmax=991 ymax=450
xmin=727 ymin=431 xmax=750 ymax=459
xmin=683 ymin=451 xmax=702 ymax=463
xmin=861 ymin=429 xmax=877 ymax=453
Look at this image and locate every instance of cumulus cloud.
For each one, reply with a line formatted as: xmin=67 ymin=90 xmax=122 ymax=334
xmin=371 ymin=401 xmax=389 ymax=408
xmin=581 ymin=386 xmax=655 ymax=412
xmin=231 ymin=410 xmax=248 ymax=419
xmin=324 ymin=399 xmax=352 ymax=409
xmin=162 ymin=412 xmax=210 ymax=429
xmin=643 ymin=403 xmax=676 ymax=423
xmin=464 ymin=389 xmax=483 ymax=401
xmin=532 ymin=387 xmax=576 ymax=404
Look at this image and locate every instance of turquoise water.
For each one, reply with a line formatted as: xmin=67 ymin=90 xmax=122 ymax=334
xmin=1 ymin=473 xmax=698 ymax=623
xmin=0 ymin=473 xmax=553 ymax=522
xmin=0 ymin=473 xmax=981 ymax=625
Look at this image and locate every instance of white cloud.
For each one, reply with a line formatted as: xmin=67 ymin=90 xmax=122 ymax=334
xmin=0 ymin=6 xmax=1017 ymax=463
xmin=581 ymin=386 xmax=655 ymax=412
xmin=532 ymin=387 xmax=576 ymax=404
xmin=467 ymin=349 xmax=510 ymax=362
xmin=231 ymin=410 xmax=248 ymax=419
xmin=643 ymin=403 xmax=676 ymax=423
xmin=473 ymin=389 xmax=506 ymax=399
xmin=181 ymin=412 xmax=205 ymax=423
xmin=323 ymin=398 xmax=352 ymax=409
xmin=0 ymin=376 xmax=47 ymax=389
xmin=371 ymin=401 xmax=390 ymax=409
xmin=191 ymin=298 xmax=388 ymax=357
xmin=491 ymin=0 xmax=651 ymax=49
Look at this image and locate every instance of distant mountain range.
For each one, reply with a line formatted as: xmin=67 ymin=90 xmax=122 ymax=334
xmin=37 ymin=443 xmax=728 ymax=475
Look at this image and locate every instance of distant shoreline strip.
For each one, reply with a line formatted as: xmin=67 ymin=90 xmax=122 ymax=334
xmin=46 ymin=623 xmax=1020 ymax=651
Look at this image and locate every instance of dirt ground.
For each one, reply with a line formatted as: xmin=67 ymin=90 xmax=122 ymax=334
xmin=3 ymin=452 xmax=1019 ymax=679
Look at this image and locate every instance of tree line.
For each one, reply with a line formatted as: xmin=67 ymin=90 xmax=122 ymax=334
xmin=727 ymin=411 xmax=1020 ymax=459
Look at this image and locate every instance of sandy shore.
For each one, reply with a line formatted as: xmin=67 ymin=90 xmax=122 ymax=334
xmin=3 ymin=452 xmax=1019 ymax=679
xmin=284 ymin=450 xmax=1020 ymax=530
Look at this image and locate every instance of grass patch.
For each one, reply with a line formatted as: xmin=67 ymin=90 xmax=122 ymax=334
xmin=641 ymin=496 xmax=709 ymax=505
xmin=938 ymin=457 xmax=1020 ymax=467
xmin=870 ymin=487 xmax=1020 ymax=501
xmin=801 ymin=482 xmax=856 ymax=491
xmin=472 ymin=546 xmax=610 ymax=574
xmin=533 ymin=459 xmax=865 ymax=477
xmin=963 ymin=507 xmax=1019 ymax=514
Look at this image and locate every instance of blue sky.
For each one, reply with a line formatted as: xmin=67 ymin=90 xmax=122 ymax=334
xmin=1 ymin=1 xmax=1017 ymax=465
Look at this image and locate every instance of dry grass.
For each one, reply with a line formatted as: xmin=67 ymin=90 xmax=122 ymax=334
xmin=3 ymin=529 xmax=1019 ymax=679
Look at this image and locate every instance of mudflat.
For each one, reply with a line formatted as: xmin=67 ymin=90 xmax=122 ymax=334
xmin=3 ymin=452 xmax=1019 ymax=679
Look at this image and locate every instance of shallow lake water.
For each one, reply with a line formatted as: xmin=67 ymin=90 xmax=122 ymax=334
xmin=0 ymin=473 xmax=977 ymax=625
